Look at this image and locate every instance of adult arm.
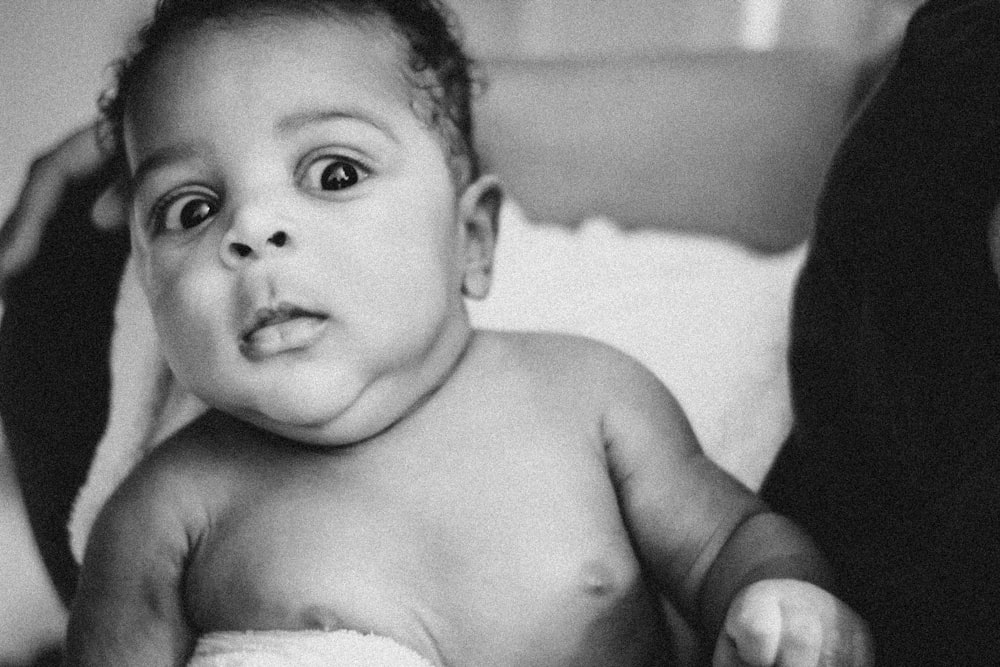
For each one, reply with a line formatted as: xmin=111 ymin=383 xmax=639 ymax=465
xmin=0 ymin=123 xmax=129 ymax=604
xmin=761 ymin=0 xmax=1000 ymax=662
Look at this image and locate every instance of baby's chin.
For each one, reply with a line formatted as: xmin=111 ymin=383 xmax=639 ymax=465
xmin=216 ymin=379 xmax=404 ymax=447
xmin=225 ymin=398 xmax=370 ymax=448
xmin=237 ymin=409 xmax=377 ymax=448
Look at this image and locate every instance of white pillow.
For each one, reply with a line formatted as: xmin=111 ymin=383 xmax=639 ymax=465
xmin=468 ymin=203 xmax=806 ymax=489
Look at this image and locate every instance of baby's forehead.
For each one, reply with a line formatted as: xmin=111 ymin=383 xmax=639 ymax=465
xmin=158 ymin=13 xmax=431 ymax=117
xmin=182 ymin=12 xmax=409 ymax=74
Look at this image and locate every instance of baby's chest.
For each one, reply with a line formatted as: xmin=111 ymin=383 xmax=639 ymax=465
xmin=185 ymin=445 xmax=667 ymax=665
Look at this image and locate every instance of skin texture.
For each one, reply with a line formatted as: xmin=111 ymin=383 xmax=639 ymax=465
xmin=64 ymin=13 xmax=871 ymax=667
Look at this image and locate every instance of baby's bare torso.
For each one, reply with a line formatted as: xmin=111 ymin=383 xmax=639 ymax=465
xmin=168 ymin=332 xmax=675 ymax=665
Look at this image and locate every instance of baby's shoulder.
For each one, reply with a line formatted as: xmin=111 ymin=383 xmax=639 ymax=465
xmin=100 ymin=412 xmax=243 ymax=527
xmin=130 ymin=411 xmax=234 ymax=475
xmin=475 ymin=329 xmax=663 ymax=394
xmin=471 ymin=330 xmax=693 ymax=450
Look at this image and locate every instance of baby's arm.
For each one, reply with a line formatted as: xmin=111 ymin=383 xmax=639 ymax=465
xmin=64 ymin=452 xmax=198 ymax=665
xmin=598 ymin=348 xmax=871 ymax=665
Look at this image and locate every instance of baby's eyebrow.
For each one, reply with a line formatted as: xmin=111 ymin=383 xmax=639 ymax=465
xmin=130 ymin=142 xmax=202 ymax=194
xmin=274 ymin=107 xmax=397 ymax=143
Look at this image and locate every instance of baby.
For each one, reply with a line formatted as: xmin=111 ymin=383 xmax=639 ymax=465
xmin=65 ymin=1 xmax=872 ymax=665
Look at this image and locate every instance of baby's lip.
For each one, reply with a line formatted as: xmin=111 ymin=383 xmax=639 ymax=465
xmin=241 ymin=304 xmax=326 ymax=337
xmin=239 ymin=303 xmax=329 ymax=359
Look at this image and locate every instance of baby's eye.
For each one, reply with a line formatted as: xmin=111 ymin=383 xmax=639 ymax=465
xmin=152 ymin=192 xmax=221 ymax=232
xmin=301 ymin=157 xmax=369 ymax=192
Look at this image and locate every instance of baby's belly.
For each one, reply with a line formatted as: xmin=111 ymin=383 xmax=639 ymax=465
xmin=185 ymin=516 xmax=673 ymax=666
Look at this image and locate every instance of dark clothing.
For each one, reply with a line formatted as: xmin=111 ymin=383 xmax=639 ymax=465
xmin=0 ymin=168 xmax=128 ymax=606
xmin=762 ymin=1 xmax=1000 ymax=663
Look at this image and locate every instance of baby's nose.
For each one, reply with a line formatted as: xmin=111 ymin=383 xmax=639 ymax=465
xmin=227 ymin=230 xmax=289 ymax=259
xmin=221 ymin=198 xmax=295 ymax=264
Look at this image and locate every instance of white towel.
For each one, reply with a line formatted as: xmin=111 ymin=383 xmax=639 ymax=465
xmin=188 ymin=629 xmax=434 ymax=667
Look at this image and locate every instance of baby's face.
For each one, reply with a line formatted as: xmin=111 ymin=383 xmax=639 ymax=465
xmin=124 ymin=17 xmax=491 ymax=444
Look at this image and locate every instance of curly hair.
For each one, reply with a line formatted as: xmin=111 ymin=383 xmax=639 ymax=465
xmin=99 ymin=0 xmax=481 ymax=182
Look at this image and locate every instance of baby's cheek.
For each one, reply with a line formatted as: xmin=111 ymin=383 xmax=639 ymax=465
xmin=151 ymin=269 xmax=228 ymax=366
xmin=147 ymin=245 xmax=217 ymax=310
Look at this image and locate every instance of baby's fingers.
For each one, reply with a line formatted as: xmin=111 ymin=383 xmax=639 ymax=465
xmin=716 ymin=579 xmax=874 ymax=667
xmin=712 ymin=586 xmax=782 ymax=666
xmin=774 ymin=607 xmax=824 ymax=666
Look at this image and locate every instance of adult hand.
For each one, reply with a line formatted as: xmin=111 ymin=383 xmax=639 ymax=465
xmin=0 ymin=122 xmax=126 ymax=284
xmin=712 ymin=579 xmax=874 ymax=667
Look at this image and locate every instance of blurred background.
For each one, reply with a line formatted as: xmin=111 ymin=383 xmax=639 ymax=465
xmin=0 ymin=0 xmax=921 ymax=663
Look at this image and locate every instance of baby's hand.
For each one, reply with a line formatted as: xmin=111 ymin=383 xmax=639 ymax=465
xmin=712 ymin=579 xmax=873 ymax=667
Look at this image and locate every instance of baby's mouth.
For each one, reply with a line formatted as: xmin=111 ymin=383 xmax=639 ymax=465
xmin=239 ymin=305 xmax=329 ymax=360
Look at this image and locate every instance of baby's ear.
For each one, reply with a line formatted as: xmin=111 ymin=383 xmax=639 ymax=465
xmin=457 ymin=175 xmax=502 ymax=300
